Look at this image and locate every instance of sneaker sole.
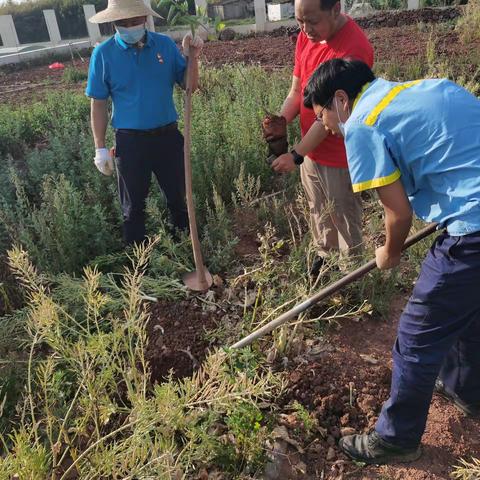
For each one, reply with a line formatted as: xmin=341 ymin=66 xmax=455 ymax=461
xmin=340 ymin=444 xmax=422 ymax=465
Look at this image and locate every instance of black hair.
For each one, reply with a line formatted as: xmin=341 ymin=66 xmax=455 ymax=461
xmin=319 ymin=0 xmax=340 ymax=10
xmin=303 ymin=58 xmax=376 ymax=109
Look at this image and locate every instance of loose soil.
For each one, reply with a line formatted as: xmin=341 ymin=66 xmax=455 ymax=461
xmin=143 ymin=290 xmax=480 ymax=478
xmin=145 ymin=299 xmax=221 ymax=381
xmin=233 ymin=208 xmax=262 ymax=258
xmin=281 ymin=296 xmax=480 ymax=479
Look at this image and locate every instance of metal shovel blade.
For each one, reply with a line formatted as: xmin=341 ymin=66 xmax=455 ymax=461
xmin=182 ymin=268 xmax=213 ymax=292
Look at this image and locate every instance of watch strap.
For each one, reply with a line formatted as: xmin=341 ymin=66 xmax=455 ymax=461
xmin=290 ymin=149 xmax=304 ymax=165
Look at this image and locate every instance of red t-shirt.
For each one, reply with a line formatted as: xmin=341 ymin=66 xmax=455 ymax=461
xmin=293 ymin=17 xmax=374 ymax=168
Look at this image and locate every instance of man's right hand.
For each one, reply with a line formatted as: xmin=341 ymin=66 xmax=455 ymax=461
xmin=261 ymin=114 xmax=287 ymax=142
xmin=94 ymin=147 xmax=114 ymax=176
xmin=375 ymin=245 xmax=401 ymax=270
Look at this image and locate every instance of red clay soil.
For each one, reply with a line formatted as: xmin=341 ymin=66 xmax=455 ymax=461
xmin=282 ymin=296 xmax=480 ymax=479
xmin=3 ymin=12 xmax=480 ymax=106
xmin=145 ymin=299 xmax=221 ymax=382
xmin=233 ymin=208 xmax=262 ymax=258
xmin=0 ymin=63 xmax=81 ymax=104
xmin=203 ymin=23 xmax=480 ymax=70
xmin=140 ymin=280 xmax=480 ymax=479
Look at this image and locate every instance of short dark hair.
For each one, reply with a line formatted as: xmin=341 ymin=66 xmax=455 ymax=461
xmin=303 ymin=58 xmax=376 ymax=109
xmin=319 ymin=0 xmax=340 ymax=10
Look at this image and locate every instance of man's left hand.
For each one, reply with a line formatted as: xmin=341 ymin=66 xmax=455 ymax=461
xmin=182 ymin=33 xmax=204 ymax=58
xmin=375 ymin=245 xmax=401 ymax=270
xmin=272 ymin=153 xmax=296 ymax=173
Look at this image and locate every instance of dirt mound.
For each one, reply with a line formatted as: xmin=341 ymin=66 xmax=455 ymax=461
xmin=356 ymin=6 xmax=462 ymax=29
xmin=278 ymin=340 xmax=391 ymax=477
xmin=145 ymin=299 xmax=220 ymax=381
xmin=228 ymin=6 xmax=462 ymax=41
xmin=283 ymin=357 xmax=391 ymax=432
xmin=202 ymin=34 xmax=294 ymax=68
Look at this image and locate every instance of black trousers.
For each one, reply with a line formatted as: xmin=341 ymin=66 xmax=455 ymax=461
xmin=114 ymin=127 xmax=188 ymax=245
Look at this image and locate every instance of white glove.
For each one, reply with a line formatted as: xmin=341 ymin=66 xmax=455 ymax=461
xmin=94 ymin=147 xmax=114 ymax=176
xmin=182 ymin=32 xmax=203 ymax=58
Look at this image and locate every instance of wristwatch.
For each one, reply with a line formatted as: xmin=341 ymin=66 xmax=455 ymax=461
xmin=290 ymin=149 xmax=304 ymax=165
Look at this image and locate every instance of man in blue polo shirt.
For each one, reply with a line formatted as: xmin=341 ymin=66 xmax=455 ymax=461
xmin=86 ymin=0 xmax=203 ymax=244
xmin=304 ymin=58 xmax=480 ymax=464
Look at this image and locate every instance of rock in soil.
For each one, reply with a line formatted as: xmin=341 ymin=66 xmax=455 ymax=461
xmin=218 ymin=28 xmax=236 ymax=41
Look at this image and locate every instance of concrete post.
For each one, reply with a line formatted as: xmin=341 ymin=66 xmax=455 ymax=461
xmin=254 ymin=0 xmax=267 ymax=32
xmin=0 ymin=15 xmax=19 ymax=48
xmin=407 ymin=0 xmax=420 ymax=9
xmin=43 ymin=10 xmax=62 ymax=45
xmin=143 ymin=0 xmax=155 ymax=31
xmin=83 ymin=5 xmax=102 ymax=44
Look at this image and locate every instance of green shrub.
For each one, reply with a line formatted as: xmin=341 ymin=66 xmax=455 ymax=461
xmin=456 ymin=0 xmax=480 ymax=44
xmin=0 ymin=66 xmax=294 ymax=275
xmin=0 ymin=174 xmax=119 ymax=274
xmin=218 ymin=401 xmax=268 ymax=475
xmin=202 ymin=186 xmax=239 ymax=272
xmin=62 ymin=66 xmax=88 ymax=84
xmin=0 ymin=244 xmax=280 ymax=478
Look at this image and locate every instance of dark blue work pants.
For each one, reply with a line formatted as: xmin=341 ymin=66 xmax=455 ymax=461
xmin=115 ymin=128 xmax=188 ymax=245
xmin=376 ymin=230 xmax=480 ymax=447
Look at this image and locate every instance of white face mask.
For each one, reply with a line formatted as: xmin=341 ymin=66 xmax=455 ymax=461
xmin=115 ymin=24 xmax=146 ymax=44
xmin=335 ymin=97 xmax=350 ymax=137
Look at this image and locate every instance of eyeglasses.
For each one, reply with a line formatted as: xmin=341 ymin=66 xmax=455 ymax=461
xmin=315 ymin=97 xmax=333 ymax=122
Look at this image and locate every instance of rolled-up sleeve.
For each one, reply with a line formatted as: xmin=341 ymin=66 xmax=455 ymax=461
xmin=345 ymin=123 xmax=401 ymax=193
xmin=86 ymin=47 xmax=110 ymax=99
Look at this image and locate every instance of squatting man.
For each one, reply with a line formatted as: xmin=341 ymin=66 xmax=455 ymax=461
xmin=86 ymin=0 xmax=203 ymax=245
xmin=303 ymin=57 xmax=480 ymax=464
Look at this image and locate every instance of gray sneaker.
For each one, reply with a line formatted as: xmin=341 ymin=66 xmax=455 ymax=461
xmin=339 ymin=431 xmax=422 ymax=465
xmin=434 ymin=379 xmax=480 ymax=418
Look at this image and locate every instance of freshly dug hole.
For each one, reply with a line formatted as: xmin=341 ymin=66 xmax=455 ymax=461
xmin=145 ymin=299 xmax=221 ymax=381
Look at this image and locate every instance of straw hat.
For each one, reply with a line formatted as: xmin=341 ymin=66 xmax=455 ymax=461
xmin=89 ymin=0 xmax=162 ymax=24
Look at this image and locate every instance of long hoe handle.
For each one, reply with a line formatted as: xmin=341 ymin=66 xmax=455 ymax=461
xmin=182 ymin=49 xmax=212 ymax=291
xmin=231 ymin=223 xmax=438 ymax=349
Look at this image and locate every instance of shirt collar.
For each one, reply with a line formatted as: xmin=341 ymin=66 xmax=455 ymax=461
xmin=352 ymin=81 xmax=373 ymax=111
xmin=114 ymin=30 xmax=153 ymax=50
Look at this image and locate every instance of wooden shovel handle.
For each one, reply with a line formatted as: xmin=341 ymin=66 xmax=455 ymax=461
xmin=183 ymin=48 xmax=209 ymax=288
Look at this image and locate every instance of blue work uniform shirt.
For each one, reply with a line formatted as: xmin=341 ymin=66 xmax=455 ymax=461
xmin=86 ymin=31 xmax=186 ymax=130
xmin=344 ymin=78 xmax=480 ymax=236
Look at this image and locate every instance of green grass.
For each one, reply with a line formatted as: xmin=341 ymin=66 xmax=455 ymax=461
xmin=62 ymin=66 xmax=88 ymax=84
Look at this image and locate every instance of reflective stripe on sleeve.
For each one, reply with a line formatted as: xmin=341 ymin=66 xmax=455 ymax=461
xmin=364 ymin=80 xmax=422 ymax=126
xmin=352 ymin=168 xmax=402 ymax=192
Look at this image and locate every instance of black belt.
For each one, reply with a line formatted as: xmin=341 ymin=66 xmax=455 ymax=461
xmin=116 ymin=122 xmax=178 ymax=136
